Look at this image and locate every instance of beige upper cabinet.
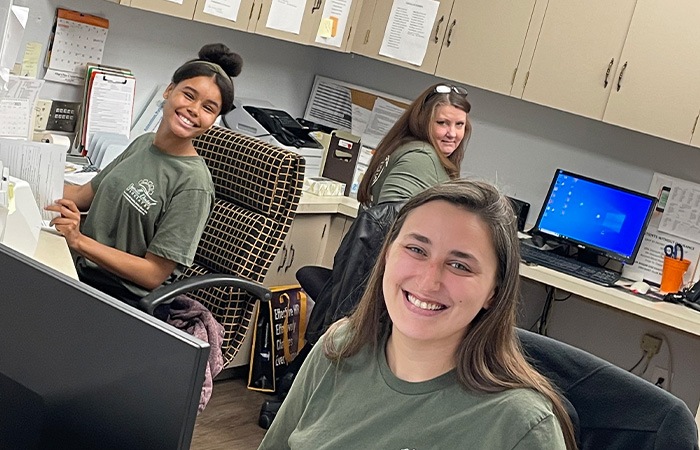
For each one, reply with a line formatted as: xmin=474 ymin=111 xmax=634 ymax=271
xmin=603 ymin=0 xmax=700 ymax=145
xmin=434 ymin=0 xmax=538 ymax=96
xmin=308 ymin=0 xmax=364 ymax=52
xmin=128 ymin=0 xmax=198 ymax=20
xmin=250 ymin=0 xmax=327 ymax=44
xmin=690 ymin=112 xmax=700 ymax=148
xmin=350 ymin=0 xmax=454 ymax=74
xmin=519 ymin=0 xmax=636 ymax=120
xmin=193 ymin=0 xmax=257 ymax=31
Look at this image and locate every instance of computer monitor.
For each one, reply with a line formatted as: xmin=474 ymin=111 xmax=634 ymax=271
xmin=0 ymin=244 xmax=209 ymax=449
xmin=531 ymin=169 xmax=656 ymax=265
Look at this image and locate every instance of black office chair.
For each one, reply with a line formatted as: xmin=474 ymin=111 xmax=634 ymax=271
xmin=517 ymin=329 xmax=699 ymax=450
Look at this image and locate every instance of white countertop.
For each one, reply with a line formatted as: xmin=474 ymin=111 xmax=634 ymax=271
xmin=520 ymin=263 xmax=700 ymax=337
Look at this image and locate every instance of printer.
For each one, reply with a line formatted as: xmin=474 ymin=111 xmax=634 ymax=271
xmin=221 ymin=98 xmax=325 ymax=178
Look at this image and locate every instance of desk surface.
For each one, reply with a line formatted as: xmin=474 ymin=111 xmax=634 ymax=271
xmin=521 ymin=264 xmax=700 ymax=337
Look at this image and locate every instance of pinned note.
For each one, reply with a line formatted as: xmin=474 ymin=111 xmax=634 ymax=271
xmin=317 ymin=17 xmax=338 ymax=38
xmin=20 ymin=42 xmax=42 ymax=78
xmin=314 ymin=0 xmax=352 ymax=48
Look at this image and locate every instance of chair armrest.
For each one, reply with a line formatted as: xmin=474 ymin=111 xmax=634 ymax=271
xmin=138 ymin=274 xmax=272 ymax=315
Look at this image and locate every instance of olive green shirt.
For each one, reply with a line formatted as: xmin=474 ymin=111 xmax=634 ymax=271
xmin=80 ymin=133 xmax=214 ymax=298
xmin=259 ymin=325 xmax=567 ymax=450
xmin=370 ymin=140 xmax=450 ymax=205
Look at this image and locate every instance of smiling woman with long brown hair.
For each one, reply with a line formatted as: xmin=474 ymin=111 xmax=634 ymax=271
xmin=261 ymin=179 xmax=577 ymax=450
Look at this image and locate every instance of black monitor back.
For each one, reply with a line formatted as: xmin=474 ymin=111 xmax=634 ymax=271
xmin=0 ymin=244 xmax=209 ymax=449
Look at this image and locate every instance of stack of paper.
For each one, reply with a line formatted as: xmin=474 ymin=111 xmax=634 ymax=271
xmin=74 ymin=64 xmax=135 ymax=155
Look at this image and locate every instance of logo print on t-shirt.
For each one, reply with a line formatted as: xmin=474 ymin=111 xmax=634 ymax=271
xmin=123 ymin=179 xmax=157 ymax=215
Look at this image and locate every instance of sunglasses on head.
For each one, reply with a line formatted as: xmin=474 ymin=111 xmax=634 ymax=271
xmin=424 ymin=84 xmax=469 ymax=103
xmin=433 ymin=84 xmax=468 ymax=96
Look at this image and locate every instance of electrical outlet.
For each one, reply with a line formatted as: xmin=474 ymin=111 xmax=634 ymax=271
xmin=651 ymin=366 xmax=669 ymax=390
xmin=33 ymin=99 xmax=53 ymax=131
xmin=641 ymin=334 xmax=662 ymax=355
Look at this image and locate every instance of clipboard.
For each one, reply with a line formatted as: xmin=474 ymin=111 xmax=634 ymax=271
xmin=75 ymin=65 xmax=135 ymax=155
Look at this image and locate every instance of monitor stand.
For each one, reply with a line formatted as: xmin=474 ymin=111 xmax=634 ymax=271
xmin=570 ymin=245 xmax=621 ymax=273
xmin=575 ymin=247 xmax=602 ymax=267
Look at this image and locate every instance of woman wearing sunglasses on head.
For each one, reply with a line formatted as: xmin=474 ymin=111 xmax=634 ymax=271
xmin=305 ymin=83 xmax=471 ymax=345
xmin=357 ymin=83 xmax=470 ymax=207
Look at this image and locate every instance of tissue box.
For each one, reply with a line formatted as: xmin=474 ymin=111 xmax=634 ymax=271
xmin=303 ymin=177 xmax=346 ymax=197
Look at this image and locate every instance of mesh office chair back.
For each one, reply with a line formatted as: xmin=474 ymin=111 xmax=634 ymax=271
xmin=179 ymin=126 xmax=304 ymax=366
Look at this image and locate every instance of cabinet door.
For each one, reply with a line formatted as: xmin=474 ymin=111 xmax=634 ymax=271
xmin=603 ymin=0 xmax=700 ymax=144
xmin=308 ymin=0 xmax=363 ymax=52
xmin=264 ymin=214 xmax=331 ymax=286
xmin=318 ymin=215 xmax=354 ymax=267
xmin=193 ymin=0 xmax=257 ymax=31
xmin=520 ymin=0 xmax=636 ymax=119
xmin=351 ymin=0 xmax=454 ymax=74
xmin=689 ymin=112 xmax=700 ymax=148
xmin=434 ymin=0 xmax=537 ymax=95
xmin=251 ymin=0 xmax=325 ymax=44
xmin=129 ymin=0 xmax=197 ymax=20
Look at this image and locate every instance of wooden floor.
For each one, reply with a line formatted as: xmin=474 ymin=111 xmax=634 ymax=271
xmin=190 ymin=375 xmax=270 ymax=449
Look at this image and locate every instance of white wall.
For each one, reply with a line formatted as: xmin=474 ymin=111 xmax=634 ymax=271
xmin=22 ymin=0 xmax=700 ymax=412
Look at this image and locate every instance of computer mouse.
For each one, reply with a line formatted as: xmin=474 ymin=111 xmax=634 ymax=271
xmin=630 ymin=280 xmax=650 ymax=295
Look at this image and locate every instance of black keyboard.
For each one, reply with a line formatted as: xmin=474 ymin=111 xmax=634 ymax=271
xmin=520 ymin=243 xmax=621 ymax=287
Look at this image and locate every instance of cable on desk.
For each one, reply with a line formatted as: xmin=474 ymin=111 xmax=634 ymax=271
xmin=650 ymin=331 xmax=674 ymax=392
xmin=627 ymin=352 xmax=647 ymax=374
xmin=628 ymin=349 xmax=654 ymax=377
xmin=537 ymin=286 xmax=556 ymax=336
xmin=554 ymin=292 xmax=572 ymax=302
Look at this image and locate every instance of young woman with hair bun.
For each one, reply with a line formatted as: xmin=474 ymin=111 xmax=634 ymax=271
xmin=47 ymin=43 xmax=242 ymax=306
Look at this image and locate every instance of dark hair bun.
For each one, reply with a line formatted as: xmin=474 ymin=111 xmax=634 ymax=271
xmin=198 ymin=43 xmax=243 ymax=78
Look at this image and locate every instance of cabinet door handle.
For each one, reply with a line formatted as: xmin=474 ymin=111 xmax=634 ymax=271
xmin=285 ymin=244 xmax=295 ymax=271
xmin=321 ymin=223 xmax=327 ymax=239
xmin=616 ymin=61 xmax=627 ymax=92
xmin=311 ymin=0 xmax=321 ymax=14
xmin=433 ymin=16 xmax=444 ymax=44
xmin=277 ymin=245 xmax=287 ymax=272
xmin=446 ymin=20 xmax=456 ymax=47
xmin=604 ymin=58 xmax=614 ymax=88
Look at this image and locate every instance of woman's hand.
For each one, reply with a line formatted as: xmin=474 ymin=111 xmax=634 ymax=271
xmin=46 ymin=199 xmax=83 ymax=248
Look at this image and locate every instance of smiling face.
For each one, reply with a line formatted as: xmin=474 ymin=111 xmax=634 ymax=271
xmin=430 ymin=104 xmax=468 ymax=157
xmin=161 ymin=75 xmax=222 ymax=142
xmin=383 ymin=200 xmax=498 ymax=355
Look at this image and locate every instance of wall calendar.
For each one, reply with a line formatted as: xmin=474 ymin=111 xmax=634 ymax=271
xmin=44 ymin=8 xmax=109 ymax=86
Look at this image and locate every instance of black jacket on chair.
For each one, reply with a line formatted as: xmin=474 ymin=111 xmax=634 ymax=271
xmin=305 ymin=201 xmax=404 ymax=344
xmin=517 ymin=329 xmax=699 ymax=450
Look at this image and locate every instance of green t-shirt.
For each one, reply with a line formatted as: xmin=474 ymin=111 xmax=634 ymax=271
xmin=259 ymin=325 xmax=566 ymax=450
xmin=80 ymin=133 xmax=215 ymax=298
xmin=370 ymin=140 xmax=451 ymax=205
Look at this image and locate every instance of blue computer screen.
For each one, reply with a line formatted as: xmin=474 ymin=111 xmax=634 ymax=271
xmin=534 ymin=170 xmax=655 ymax=262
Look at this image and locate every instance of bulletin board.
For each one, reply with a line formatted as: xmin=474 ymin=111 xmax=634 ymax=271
xmin=625 ymin=173 xmax=700 ymax=286
xmin=303 ymin=75 xmax=412 ymax=197
xmin=303 ymin=75 xmax=410 ymax=149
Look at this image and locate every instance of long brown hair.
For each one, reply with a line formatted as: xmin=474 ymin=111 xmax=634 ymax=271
xmin=356 ymin=84 xmax=472 ymax=205
xmin=325 ymin=179 xmax=577 ymax=450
